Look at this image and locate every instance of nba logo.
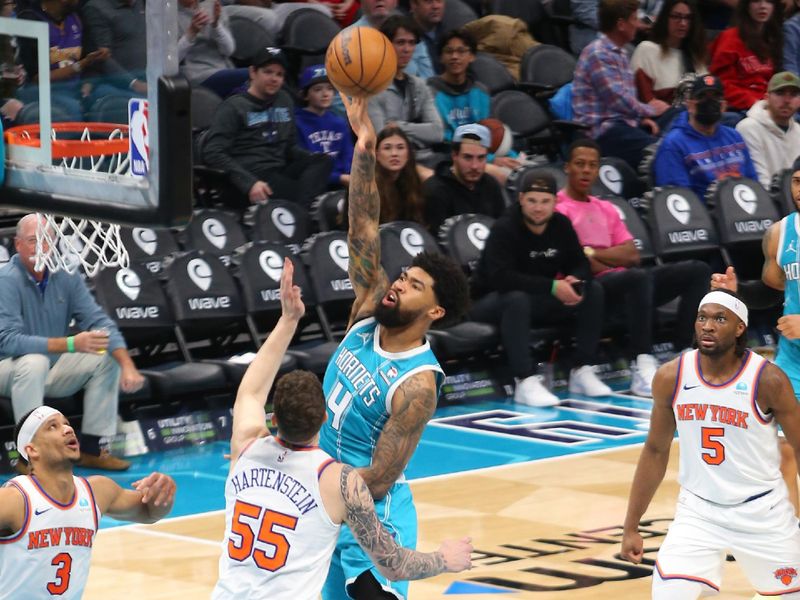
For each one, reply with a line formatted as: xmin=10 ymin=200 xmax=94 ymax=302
xmin=128 ymin=98 xmax=150 ymax=178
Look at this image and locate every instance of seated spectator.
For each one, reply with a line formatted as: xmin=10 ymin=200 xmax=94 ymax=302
xmin=406 ymin=0 xmax=444 ymax=79
xmin=177 ymin=0 xmax=249 ymax=98
xmin=570 ymin=0 xmax=599 ymax=56
xmin=470 ymin=170 xmax=612 ymax=407
xmin=556 ymin=139 xmax=711 ymax=397
xmin=17 ymin=0 xmax=109 ymax=121
xmin=303 ymin=0 xmax=359 ymax=26
xmin=295 ymin=65 xmax=353 ymax=188
xmin=82 ymin=0 xmax=148 ymax=100
xmin=423 ymin=123 xmax=505 ymax=234
xmin=428 ymin=30 xmax=488 ymax=142
xmin=368 ymin=15 xmax=444 ymax=164
xmin=352 ymin=0 xmax=397 ymax=28
xmin=785 ymin=0 xmax=800 ymax=75
xmin=0 ymin=214 xmax=146 ymax=472
xmin=340 ymin=125 xmax=429 ymax=227
xmin=631 ymin=0 xmax=708 ymax=106
xmin=654 ymin=74 xmax=757 ymax=200
xmin=709 ymin=0 xmax=782 ymax=113
xmin=572 ymin=0 xmax=670 ymax=170
xmin=203 ymin=47 xmax=332 ymax=208
xmin=736 ymin=71 xmax=800 ymax=187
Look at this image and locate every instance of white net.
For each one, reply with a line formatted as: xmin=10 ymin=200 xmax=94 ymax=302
xmin=35 ymin=214 xmax=129 ymax=278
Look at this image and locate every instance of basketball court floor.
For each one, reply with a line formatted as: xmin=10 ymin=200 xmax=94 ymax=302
xmin=63 ymin=392 xmax=758 ymax=599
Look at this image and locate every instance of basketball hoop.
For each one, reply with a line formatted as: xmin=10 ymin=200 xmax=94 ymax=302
xmin=5 ymin=123 xmax=133 ymax=276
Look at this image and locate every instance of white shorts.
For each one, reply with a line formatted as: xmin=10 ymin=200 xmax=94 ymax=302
xmin=654 ymin=487 xmax=800 ymax=597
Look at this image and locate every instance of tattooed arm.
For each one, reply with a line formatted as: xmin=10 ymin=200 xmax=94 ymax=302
xmin=341 ymin=94 xmax=390 ymax=328
xmin=339 ymin=464 xmax=472 ymax=579
xmin=358 ymin=370 xmax=437 ymax=500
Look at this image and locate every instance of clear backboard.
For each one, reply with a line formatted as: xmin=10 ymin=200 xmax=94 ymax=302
xmin=0 ymin=1 xmax=191 ymax=227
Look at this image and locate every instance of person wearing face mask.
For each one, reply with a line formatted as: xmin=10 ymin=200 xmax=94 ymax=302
xmin=653 ymin=74 xmax=758 ymax=202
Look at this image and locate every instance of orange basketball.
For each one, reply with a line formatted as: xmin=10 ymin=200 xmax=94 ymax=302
xmin=325 ymin=27 xmax=397 ymax=97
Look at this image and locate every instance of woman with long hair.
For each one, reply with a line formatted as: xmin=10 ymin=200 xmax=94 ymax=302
xmin=710 ymin=0 xmax=783 ymax=111
xmin=339 ymin=125 xmax=430 ymax=228
xmin=631 ymin=0 xmax=708 ymax=104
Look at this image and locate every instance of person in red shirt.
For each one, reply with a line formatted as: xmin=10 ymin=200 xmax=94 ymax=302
xmin=709 ymin=0 xmax=783 ymax=112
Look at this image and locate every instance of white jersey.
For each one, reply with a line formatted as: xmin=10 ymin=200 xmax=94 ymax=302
xmin=0 ymin=475 xmax=99 ymax=600
xmin=212 ymin=436 xmax=340 ymax=600
xmin=673 ymin=349 xmax=782 ymax=505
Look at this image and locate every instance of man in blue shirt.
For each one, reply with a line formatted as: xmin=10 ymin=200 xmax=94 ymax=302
xmin=654 ymin=74 xmax=758 ymax=202
xmin=0 ymin=214 xmax=145 ymax=472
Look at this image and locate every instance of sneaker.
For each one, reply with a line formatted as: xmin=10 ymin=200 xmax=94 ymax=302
xmin=514 ymin=375 xmax=559 ymax=407
xmin=630 ymin=353 xmax=659 ymax=397
xmin=78 ymin=450 xmax=131 ymax=471
xmin=569 ymin=365 xmax=612 ymax=397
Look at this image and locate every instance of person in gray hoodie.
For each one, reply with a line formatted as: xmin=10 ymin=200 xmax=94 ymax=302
xmin=368 ymin=15 xmax=444 ymax=165
xmin=736 ymin=71 xmax=800 ymax=189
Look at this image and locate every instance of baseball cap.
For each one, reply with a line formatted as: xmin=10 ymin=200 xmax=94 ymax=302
xmin=768 ymin=71 xmax=800 ymax=93
xmin=690 ymin=74 xmax=724 ymax=98
xmin=518 ymin=169 xmax=557 ymax=195
xmin=299 ymin=65 xmax=329 ymax=91
xmin=453 ymin=123 xmax=491 ymax=148
xmin=252 ymin=46 xmax=288 ymax=71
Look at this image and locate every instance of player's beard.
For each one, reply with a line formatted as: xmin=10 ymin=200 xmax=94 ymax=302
xmin=374 ymin=301 xmax=418 ymax=329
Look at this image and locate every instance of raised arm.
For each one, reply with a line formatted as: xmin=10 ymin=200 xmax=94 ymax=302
xmin=341 ymin=94 xmax=389 ymax=327
xmin=338 ymin=464 xmax=471 ymax=580
xmin=230 ymin=258 xmax=304 ymax=462
xmin=358 ymin=370 xmax=437 ymax=500
xmin=89 ymin=473 xmax=175 ymax=525
xmin=621 ymin=359 xmax=679 ymax=564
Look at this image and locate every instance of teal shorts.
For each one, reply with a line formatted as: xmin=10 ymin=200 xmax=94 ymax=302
xmin=322 ymin=482 xmax=417 ymax=600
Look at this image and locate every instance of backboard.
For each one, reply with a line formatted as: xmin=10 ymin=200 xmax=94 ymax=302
xmin=0 ymin=1 xmax=191 ymax=227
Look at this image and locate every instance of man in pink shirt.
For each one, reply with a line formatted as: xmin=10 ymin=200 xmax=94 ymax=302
xmin=555 ymin=138 xmax=711 ymax=397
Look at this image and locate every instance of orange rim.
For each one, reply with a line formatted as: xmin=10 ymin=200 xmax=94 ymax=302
xmin=4 ymin=122 xmax=130 ymax=159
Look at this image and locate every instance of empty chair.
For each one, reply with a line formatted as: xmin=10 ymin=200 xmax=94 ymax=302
xmin=491 ymin=0 xmax=543 ymax=32
xmin=86 ymin=95 xmax=130 ymax=124
xmin=279 ymin=8 xmax=340 ymax=55
xmin=438 ymin=213 xmax=495 ymax=274
xmin=191 ymin=86 xmax=223 ymax=132
xmin=311 ymin=190 xmax=346 ymax=232
xmin=771 ymin=168 xmax=796 ymax=217
xmin=441 ymin=0 xmax=479 ymax=30
xmin=710 ymin=177 xmax=779 ymax=281
xmin=225 ymin=5 xmax=277 ymax=66
xmin=179 ymin=209 xmax=248 ymax=267
xmin=519 ymin=44 xmax=576 ymax=92
xmin=119 ymin=226 xmax=180 ymax=274
xmin=647 ymin=187 xmax=721 ymax=263
xmin=468 ymin=52 xmax=516 ymax=95
xmin=379 ymin=221 xmax=442 ymax=282
xmin=491 ymin=90 xmax=575 ymax=157
xmin=249 ymin=200 xmax=310 ymax=252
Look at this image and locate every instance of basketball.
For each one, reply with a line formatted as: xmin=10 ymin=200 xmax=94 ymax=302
xmin=325 ymin=27 xmax=397 ymax=97
xmin=478 ymin=118 xmax=506 ymax=154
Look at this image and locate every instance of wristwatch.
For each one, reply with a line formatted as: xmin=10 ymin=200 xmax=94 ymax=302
xmin=583 ymin=246 xmax=596 ymax=258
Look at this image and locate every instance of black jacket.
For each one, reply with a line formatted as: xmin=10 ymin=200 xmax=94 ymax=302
xmin=203 ymin=89 xmax=312 ymax=194
xmin=471 ymin=205 xmax=591 ymax=298
xmin=423 ymin=161 xmax=506 ymax=235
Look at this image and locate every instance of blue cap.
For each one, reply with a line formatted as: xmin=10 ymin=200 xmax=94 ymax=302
xmin=453 ymin=123 xmax=491 ymax=148
xmin=299 ymin=65 xmax=329 ymax=91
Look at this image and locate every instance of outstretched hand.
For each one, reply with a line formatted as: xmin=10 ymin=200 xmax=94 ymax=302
xmin=340 ymin=93 xmax=375 ymax=146
xmin=280 ymin=257 xmax=304 ymax=321
xmin=710 ymin=265 xmax=738 ymax=293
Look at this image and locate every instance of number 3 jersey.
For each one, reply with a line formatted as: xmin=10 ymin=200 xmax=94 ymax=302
xmin=0 ymin=475 xmax=99 ymax=600
xmin=319 ymin=317 xmax=444 ymax=469
xmin=213 ymin=436 xmax=340 ymax=600
xmin=673 ymin=349 xmax=782 ymax=505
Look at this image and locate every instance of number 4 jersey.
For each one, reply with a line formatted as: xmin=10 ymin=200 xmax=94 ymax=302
xmin=673 ymin=349 xmax=782 ymax=505
xmin=0 ymin=475 xmax=99 ymax=600
xmin=212 ymin=436 xmax=340 ymax=600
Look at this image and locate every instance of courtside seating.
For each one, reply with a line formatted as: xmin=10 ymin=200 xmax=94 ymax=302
xmin=647 ymin=186 xmax=721 ymax=264
xmin=248 ymin=200 xmax=310 ymax=253
xmin=119 ymin=226 xmax=180 ymax=275
xmin=771 ymin=168 xmax=796 ymax=217
xmin=379 ymin=221 xmax=442 ymax=281
xmin=178 ymin=209 xmax=248 ymax=267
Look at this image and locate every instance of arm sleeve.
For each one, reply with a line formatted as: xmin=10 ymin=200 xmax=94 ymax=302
xmin=202 ymin=101 xmax=259 ymax=194
xmin=0 ymin=283 xmax=49 ymax=356
xmin=559 ymin=218 xmax=592 ymax=280
xmin=653 ymin=137 xmax=691 ymax=188
xmin=68 ymin=277 xmax=127 ymax=352
xmin=213 ymin=14 xmax=236 ymax=57
xmin=735 ymin=121 xmax=771 ymax=188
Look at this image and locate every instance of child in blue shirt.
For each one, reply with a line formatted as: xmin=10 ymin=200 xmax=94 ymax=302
xmin=295 ymin=65 xmax=353 ymax=188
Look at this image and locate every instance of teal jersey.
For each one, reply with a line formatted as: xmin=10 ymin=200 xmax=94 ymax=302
xmin=319 ymin=317 xmax=444 ymax=470
xmin=776 ymin=212 xmax=800 ymax=396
